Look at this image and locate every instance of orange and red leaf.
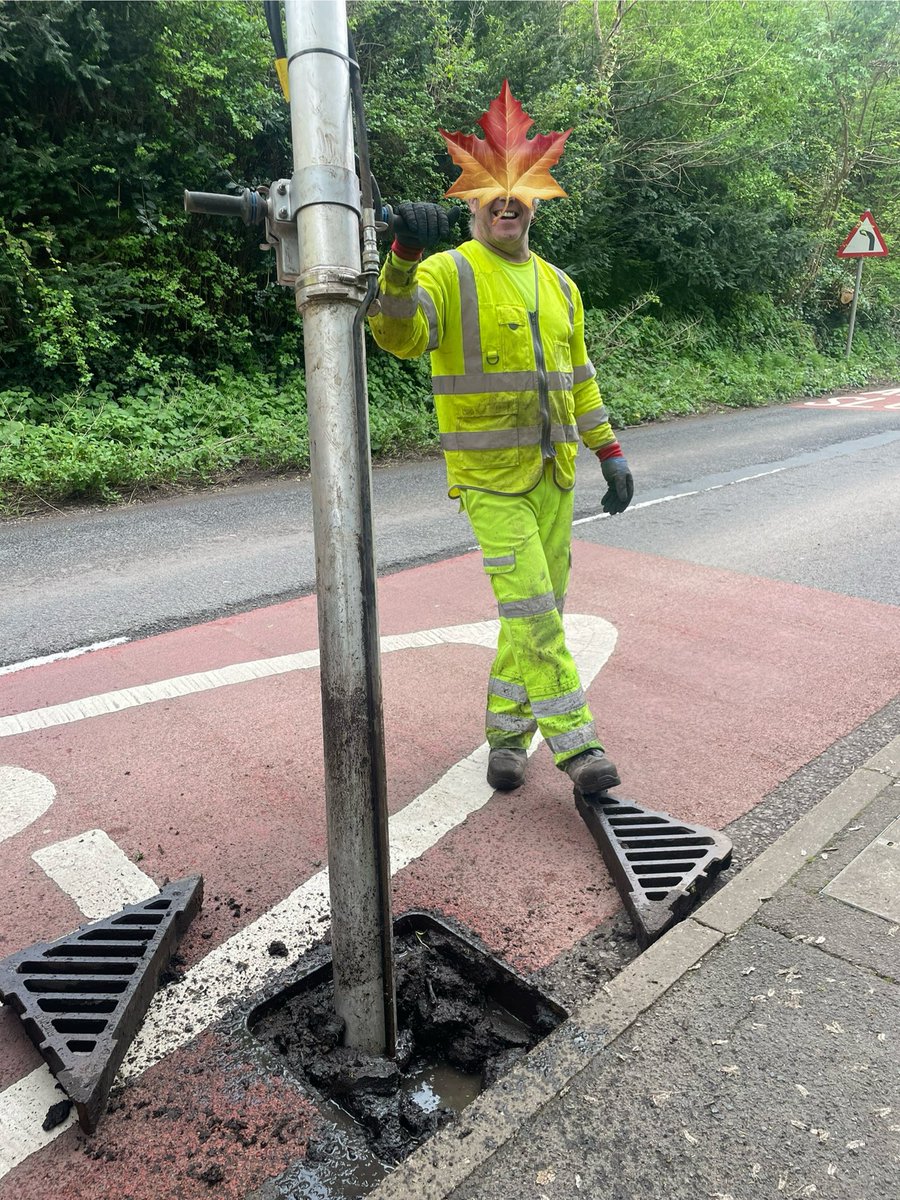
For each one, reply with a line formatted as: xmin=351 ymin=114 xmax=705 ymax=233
xmin=440 ymin=81 xmax=571 ymax=208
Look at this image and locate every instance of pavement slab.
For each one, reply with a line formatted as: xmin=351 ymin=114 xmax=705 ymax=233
xmin=447 ymin=921 xmax=900 ymax=1200
xmin=823 ymin=813 xmax=900 ymax=922
xmin=759 ymin=887 xmax=899 ymax=983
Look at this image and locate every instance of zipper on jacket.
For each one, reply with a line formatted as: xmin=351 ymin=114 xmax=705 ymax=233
xmin=528 ymin=309 xmax=555 ymax=461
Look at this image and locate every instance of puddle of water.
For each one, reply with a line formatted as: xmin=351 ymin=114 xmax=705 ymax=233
xmin=401 ymin=1061 xmax=483 ymax=1115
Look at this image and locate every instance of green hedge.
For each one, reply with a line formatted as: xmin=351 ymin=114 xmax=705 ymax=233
xmin=2 ymin=306 xmax=899 ymax=515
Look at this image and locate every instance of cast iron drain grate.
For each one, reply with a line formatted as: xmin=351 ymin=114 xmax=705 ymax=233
xmin=575 ymin=790 xmax=732 ymax=947
xmin=0 ymin=875 xmax=202 ymax=1132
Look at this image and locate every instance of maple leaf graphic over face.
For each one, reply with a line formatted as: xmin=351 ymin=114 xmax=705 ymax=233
xmin=440 ymin=81 xmax=571 ymax=209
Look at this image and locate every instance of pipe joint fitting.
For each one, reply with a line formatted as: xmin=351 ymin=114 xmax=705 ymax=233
xmin=295 ymin=265 xmax=368 ymax=312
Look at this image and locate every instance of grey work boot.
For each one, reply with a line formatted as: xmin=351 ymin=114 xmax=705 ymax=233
xmin=487 ymin=748 xmax=528 ymax=791
xmin=561 ymin=749 xmax=621 ymax=794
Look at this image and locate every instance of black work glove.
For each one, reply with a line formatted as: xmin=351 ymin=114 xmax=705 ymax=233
xmin=600 ymin=455 xmax=634 ymax=515
xmin=393 ymin=202 xmax=459 ymax=250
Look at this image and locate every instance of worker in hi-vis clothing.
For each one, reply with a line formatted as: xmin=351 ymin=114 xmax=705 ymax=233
xmin=369 ymin=83 xmax=634 ymax=796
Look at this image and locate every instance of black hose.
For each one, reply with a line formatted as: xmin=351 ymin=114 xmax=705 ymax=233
xmin=347 ymin=31 xmax=375 ymax=221
xmin=263 ymin=0 xmax=286 ymax=60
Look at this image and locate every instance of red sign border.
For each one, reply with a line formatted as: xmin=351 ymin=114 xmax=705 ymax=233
xmin=837 ymin=210 xmax=889 ymax=258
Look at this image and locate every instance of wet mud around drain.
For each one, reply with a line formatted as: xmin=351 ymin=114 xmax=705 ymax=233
xmin=250 ymin=919 xmax=565 ymax=1169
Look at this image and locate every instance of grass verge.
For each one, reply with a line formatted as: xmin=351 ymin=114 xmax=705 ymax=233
xmin=2 ymin=312 xmax=898 ymax=517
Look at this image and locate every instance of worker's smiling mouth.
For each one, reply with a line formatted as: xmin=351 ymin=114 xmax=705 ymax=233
xmin=490 ymin=202 xmax=525 ymax=227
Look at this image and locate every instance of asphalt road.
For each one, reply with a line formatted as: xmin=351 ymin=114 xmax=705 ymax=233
xmin=1 ymin=395 xmax=899 ymax=668
xmin=2 ymin=388 xmax=899 ymax=1198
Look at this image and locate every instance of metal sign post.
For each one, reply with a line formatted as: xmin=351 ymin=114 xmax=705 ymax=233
xmin=837 ymin=210 xmax=889 ymax=359
xmin=845 ymin=256 xmax=864 ymax=359
xmin=283 ymin=0 xmax=395 ymax=1057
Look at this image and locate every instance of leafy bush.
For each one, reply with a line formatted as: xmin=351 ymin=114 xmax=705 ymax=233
xmin=0 ymin=369 xmax=308 ymax=507
xmin=584 ymin=299 xmax=900 ymax=428
xmin=0 ymin=347 xmax=442 ymax=511
xmin=4 ymin=306 xmax=899 ymax=514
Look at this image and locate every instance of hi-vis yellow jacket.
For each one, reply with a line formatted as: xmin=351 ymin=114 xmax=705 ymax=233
xmin=368 ymin=239 xmax=617 ymax=497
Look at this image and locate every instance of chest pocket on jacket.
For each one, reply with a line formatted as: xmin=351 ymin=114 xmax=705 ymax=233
xmin=555 ymin=341 xmax=573 ymax=373
xmin=494 ymin=304 xmax=533 ymax=372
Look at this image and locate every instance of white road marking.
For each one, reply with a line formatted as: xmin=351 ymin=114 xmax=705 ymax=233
xmin=800 ymin=385 xmax=900 ymax=409
xmin=0 ymin=767 xmax=55 ymax=844
xmin=0 ymin=651 xmax=322 ymax=737
xmin=0 ymin=621 xmax=500 ymax=739
xmin=572 ymin=468 xmax=785 ymax=527
xmin=0 ymin=1070 xmax=73 ymax=1178
xmin=32 ymin=829 xmax=159 ymax=919
xmin=0 ymin=614 xmax=616 ymax=1174
xmin=0 ymin=639 xmax=128 ymax=678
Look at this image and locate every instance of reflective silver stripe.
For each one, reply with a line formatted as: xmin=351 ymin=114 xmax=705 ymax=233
xmin=483 ymin=555 xmax=516 ymax=570
xmin=556 ymin=592 xmax=566 ymax=615
xmin=489 ymin=676 xmax=528 ymax=703
xmin=577 ymin=404 xmax=610 ymax=432
xmin=378 ymin=292 xmax=418 ymax=319
xmin=549 ymin=265 xmax=574 ymax=332
xmin=486 ymin=711 xmax=538 ymax=734
xmin=573 ymin=362 xmax=597 ymax=385
xmin=450 ymin=251 xmax=482 ymax=373
xmin=418 ymin=287 xmax=439 ymax=351
xmin=531 ymin=687 xmax=586 ymax=718
xmin=441 ymin=427 xmax=540 ymax=452
xmin=498 ymin=591 xmax=558 ymax=619
xmin=551 ymin=422 xmax=579 ymax=443
xmin=432 ymin=369 xmax=571 ymax=396
xmin=432 ymin=370 xmax=538 ymax=395
xmin=546 ymin=721 xmax=599 ymax=755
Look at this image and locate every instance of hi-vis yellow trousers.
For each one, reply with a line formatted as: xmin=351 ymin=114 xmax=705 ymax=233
xmin=461 ymin=463 xmax=604 ymax=766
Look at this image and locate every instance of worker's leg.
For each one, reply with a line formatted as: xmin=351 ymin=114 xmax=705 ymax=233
xmin=462 ymin=472 xmax=605 ymax=765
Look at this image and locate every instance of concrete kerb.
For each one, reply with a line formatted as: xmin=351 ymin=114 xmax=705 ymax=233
xmin=369 ymin=731 xmax=900 ymax=1200
xmin=693 ymin=755 xmax=895 ymax=936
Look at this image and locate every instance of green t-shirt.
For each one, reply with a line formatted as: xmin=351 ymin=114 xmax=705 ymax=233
xmin=490 ymin=253 xmax=537 ymax=312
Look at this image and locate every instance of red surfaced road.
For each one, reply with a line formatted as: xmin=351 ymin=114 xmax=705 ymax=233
xmin=2 ymin=542 xmax=899 ymax=1198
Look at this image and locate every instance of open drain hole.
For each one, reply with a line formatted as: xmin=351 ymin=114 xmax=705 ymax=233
xmin=249 ymin=911 xmax=566 ymax=1182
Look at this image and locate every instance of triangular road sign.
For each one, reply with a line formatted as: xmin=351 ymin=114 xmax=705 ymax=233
xmin=0 ymin=875 xmax=202 ymax=1132
xmin=575 ymin=791 xmax=732 ymax=947
xmin=837 ymin=210 xmax=889 ymax=258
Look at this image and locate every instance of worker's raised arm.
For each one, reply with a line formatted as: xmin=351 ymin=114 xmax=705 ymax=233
xmin=368 ymin=202 xmax=458 ymax=359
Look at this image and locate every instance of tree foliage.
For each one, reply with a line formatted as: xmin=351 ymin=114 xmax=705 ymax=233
xmin=0 ymin=0 xmax=295 ymax=392
xmin=353 ymin=0 xmax=900 ymax=313
xmin=1 ymin=0 xmax=899 ymax=505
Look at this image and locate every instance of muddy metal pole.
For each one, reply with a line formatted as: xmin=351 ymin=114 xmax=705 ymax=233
xmin=284 ymin=0 xmax=396 ymax=1055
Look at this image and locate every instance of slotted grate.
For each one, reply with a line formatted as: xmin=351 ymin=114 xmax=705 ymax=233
xmin=575 ymin=790 xmax=732 ymax=947
xmin=0 ymin=875 xmax=202 ymax=1132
